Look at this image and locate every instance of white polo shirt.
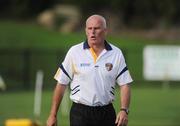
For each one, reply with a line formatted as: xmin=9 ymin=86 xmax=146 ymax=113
xmin=54 ymin=41 xmax=133 ymax=106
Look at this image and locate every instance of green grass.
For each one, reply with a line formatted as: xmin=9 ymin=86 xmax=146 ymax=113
xmin=1 ymin=21 xmax=178 ymax=49
xmin=0 ymin=21 xmax=180 ymax=126
xmin=1 ymin=87 xmax=180 ymax=126
xmin=0 ymin=22 xmax=81 ymax=49
xmin=1 ymin=21 xmax=175 ymax=89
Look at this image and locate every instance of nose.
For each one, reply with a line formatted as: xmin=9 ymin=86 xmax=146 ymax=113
xmin=91 ymin=28 xmax=95 ymax=34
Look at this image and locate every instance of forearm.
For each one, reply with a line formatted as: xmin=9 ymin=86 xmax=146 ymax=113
xmin=120 ymin=84 xmax=131 ymax=109
xmin=50 ymin=83 xmax=66 ymax=116
xmin=115 ymin=84 xmax=131 ymax=125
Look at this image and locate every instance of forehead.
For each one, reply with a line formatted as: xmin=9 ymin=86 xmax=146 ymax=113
xmin=86 ymin=17 xmax=104 ymax=27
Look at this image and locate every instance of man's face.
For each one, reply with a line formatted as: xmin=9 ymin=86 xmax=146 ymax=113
xmin=85 ymin=17 xmax=107 ymax=45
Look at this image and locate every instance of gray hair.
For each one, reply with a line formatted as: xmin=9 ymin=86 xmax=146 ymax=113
xmin=86 ymin=14 xmax=107 ymax=28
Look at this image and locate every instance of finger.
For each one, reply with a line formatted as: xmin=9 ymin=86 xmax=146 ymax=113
xmin=121 ymin=118 xmax=128 ymax=126
xmin=115 ymin=114 xmax=120 ymax=124
xmin=124 ymin=119 xmax=128 ymax=125
xmin=123 ymin=117 xmax=128 ymax=126
xmin=117 ymin=117 xmax=123 ymax=126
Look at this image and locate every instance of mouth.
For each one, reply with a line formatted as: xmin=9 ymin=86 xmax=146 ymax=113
xmin=90 ymin=36 xmax=96 ymax=40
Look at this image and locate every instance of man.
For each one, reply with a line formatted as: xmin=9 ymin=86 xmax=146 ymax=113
xmin=47 ymin=14 xmax=133 ymax=126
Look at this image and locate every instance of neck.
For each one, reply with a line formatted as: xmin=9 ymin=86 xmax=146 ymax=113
xmin=90 ymin=43 xmax=105 ymax=56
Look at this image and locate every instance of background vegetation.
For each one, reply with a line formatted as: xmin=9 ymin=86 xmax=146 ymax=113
xmin=1 ymin=0 xmax=180 ymax=29
xmin=1 ymin=21 xmax=179 ymax=90
xmin=0 ymin=0 xmax=180 ymax=126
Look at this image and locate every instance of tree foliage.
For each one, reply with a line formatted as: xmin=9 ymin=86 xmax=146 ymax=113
xmin=0 ymin=0 xmax=179 ymax=28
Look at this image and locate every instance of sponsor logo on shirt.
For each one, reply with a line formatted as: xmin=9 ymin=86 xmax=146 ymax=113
xmin=105 ymin=63 xmax=113 ymax=71
xmin=80 ymin=63 xmax=91 ymax=67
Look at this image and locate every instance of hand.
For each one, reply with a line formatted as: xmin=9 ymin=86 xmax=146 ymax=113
xmin=115 ymin=111 xmax=128 ymax=126
xmin=46 ymin=115 xmax=57 ymax=126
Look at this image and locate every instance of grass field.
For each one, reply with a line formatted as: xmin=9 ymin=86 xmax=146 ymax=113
xmin=1 ymin=86 xmax=180 ymax=126
xmin=1 ymin=21 xmax=179 ymax=89
xmin=0 ymin=21 xmax=180 ymax=126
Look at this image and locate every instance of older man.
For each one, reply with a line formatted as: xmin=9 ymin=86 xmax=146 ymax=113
xmin=47 ymin=14 xmax=133 ymax=126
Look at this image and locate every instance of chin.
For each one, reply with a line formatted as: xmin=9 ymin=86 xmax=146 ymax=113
xmin=90 ymin=40 xmax=98 ymax=44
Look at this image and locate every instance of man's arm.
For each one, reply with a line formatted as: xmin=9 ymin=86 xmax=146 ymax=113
xmin=115 ymin=84 xmax=131 ymax=126
xmin=47 ymin=83 xmax=67 ymax=126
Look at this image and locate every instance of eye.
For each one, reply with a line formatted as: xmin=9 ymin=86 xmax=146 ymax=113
xmin=87 ymin=27 xmax=92 ymax=30
xmin=95 ymin=27 xmax=101 ymax=30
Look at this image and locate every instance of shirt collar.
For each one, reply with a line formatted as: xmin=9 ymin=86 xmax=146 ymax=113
xmin=83 ymin=40 xmax=112 ymax=51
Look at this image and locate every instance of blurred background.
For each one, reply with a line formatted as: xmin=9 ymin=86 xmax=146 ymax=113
xmin=0 ymin=0 xmax=180 ymax=126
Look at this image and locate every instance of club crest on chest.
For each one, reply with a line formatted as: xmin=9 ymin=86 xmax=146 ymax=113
xmin=105 ymin=63 xmax=113 ymax=71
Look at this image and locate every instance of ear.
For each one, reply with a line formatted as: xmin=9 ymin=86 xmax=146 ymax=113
xmin=104 ymin=28 xmax=108 ymax=36
xmin=85 ymin=28 xmax=88 ymax=36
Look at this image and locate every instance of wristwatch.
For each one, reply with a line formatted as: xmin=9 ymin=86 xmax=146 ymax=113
xmin=120 ymin=108 xmax=129 ymax=115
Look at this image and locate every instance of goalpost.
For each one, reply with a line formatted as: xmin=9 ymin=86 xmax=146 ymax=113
xmin=34 ymin=70 xmax=44 ymax=120
xmin=5 ymin=70 xmax=44 ymax=126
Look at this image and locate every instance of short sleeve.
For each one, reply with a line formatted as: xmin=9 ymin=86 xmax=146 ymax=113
xmin=116 ymin=51 xmax=133 ymax=86
xmin=54 ymin=48 xmax=74 ymax=85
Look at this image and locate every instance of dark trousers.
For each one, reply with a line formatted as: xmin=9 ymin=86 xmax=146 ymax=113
xmin=70 ymin=102 xmax=116 ymax=126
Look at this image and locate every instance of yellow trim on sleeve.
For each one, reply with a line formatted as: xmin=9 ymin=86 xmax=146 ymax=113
xmin=73 ymin=63 xmax=79 ymax=74
xmin=54 ymin=68 xmax=61 ymax=79
xmin=90 ymin=48 xmax=97 ymax=63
